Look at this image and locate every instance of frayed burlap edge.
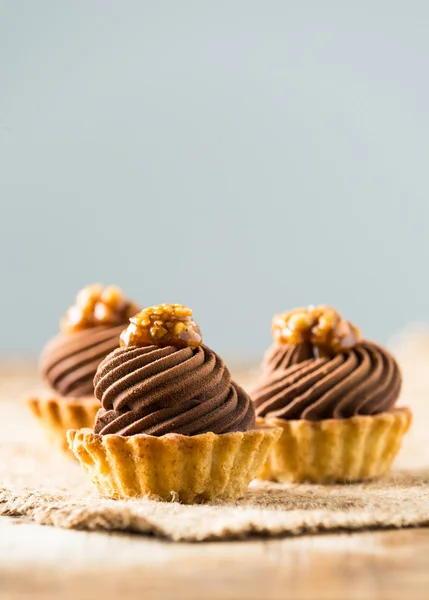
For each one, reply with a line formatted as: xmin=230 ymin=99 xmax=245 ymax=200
xmin=1 ymin=471 xmax=429 ymax=542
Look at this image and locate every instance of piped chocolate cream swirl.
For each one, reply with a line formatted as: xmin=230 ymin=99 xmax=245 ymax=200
xmin=94 ymin=345 xmax=255 ymax=435
xmin=251 ymin=306 xmax=402 ymax=421
xmin=40 ymin=285 xmax=139 ymax=397
xmin=93 ymin=304 xmax=256 ymax=436
xmin=40 ymin=325 xmax=127 ymax=397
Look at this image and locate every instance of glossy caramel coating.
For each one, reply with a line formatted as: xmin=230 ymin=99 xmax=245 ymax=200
xmin=120 ymin=304 xmax=202 ymax=349
xmin=272 ymin=305 xmax=361 ymax=355
xmin=61 ymin=284 xmax=140 ymax=333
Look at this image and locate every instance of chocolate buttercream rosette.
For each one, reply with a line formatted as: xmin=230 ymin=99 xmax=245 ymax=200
xmin=250 ymin=305 xmax=412 ymax=483
xmin=27 ymin=284 xmax=140 ymax=454
xmin=68 ymin=304 xmax=281 ymax=503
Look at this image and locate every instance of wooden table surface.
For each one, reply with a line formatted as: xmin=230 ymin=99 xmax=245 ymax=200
xmin=1 ymin=357 xmax=429 ymax=600
xmin=2 ymin=519 xmax=429 ymax=600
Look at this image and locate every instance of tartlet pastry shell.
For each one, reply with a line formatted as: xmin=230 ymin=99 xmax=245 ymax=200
xmin=256 ymin=407 xmax=412 ymax=484
xmin=67 ymin=426 xmax=281 ymax=504
xmin=27 ymin=395 xmax=99 ymax=454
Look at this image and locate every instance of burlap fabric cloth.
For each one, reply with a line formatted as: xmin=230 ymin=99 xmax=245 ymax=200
xmin=1 ymin=359 xmax=428 ymax=542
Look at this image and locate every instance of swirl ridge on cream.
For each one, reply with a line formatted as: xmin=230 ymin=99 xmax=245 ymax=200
xmin=93 ymin=344 xmax=256 ymax=435
xmin=251 ymin=341 xmax=402 ymax=420
xmin=40 ymin=325 xmax=125 ymax=397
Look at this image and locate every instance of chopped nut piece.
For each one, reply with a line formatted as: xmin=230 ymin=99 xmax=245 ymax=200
xmin=61 ymin=284 xmax=140 ymax=333
xmin=272 ymin=305 xmax=361 ymax=355
xmin=120 ymin=304 xmax=202 ymax=349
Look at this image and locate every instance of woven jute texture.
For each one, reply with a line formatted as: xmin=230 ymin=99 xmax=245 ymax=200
xmin=1 ymin=363 xmax=428 ymax=542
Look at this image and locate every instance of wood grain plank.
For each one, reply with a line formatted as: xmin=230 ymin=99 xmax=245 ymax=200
xmin=1 ymin=519 xmax=428 ymax=600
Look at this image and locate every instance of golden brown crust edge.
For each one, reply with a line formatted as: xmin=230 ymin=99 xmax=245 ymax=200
xmin=256 ymin=407 xmax=412 ymax=483
xmin=67 ymin=427 xmax=282 ymax=504
xmin=26 ymin=395 xmax=99 ymax=455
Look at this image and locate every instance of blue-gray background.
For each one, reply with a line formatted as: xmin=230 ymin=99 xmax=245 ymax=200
xmin=1 ymin=1 xmax=428 ymax=359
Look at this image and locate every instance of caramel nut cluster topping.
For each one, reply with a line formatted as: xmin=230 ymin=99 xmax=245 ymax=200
xmin=61 ymin=284 xmax=140 ymax=333
xmin=272 ymin=305 xmax=361 ymax=355
xmin=120 ymin=304 xmax=202 ymax=349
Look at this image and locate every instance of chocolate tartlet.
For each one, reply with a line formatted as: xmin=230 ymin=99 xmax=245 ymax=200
xmin=68 ymin=304 xmax=280 ymax=503
xmin=27 ymin=284 xmax=139 ymax=453
xmin=250 ymin=305 xmax=412 ymax=483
